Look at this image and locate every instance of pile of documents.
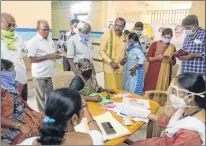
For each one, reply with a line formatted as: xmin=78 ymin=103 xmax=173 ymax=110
xmin=105 ymin=97 xmax=151 ymax=123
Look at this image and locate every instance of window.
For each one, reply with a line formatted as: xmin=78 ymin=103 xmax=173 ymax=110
xmin=74 ymin=13 xmax=88 ymax=21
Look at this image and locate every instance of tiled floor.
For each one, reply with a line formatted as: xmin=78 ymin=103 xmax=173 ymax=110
xmin=27 ymin=61 xmax=147 ymax=145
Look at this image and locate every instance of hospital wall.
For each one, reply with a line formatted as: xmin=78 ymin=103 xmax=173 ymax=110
xmin=1 ymin=1 xmax=52 ymax=40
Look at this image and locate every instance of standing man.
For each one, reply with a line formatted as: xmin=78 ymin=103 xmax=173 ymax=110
xmin=27 ymin=20 xmax=61 ymax=112
xmin=1 ymin=13 xmax=28 ymax=101
xmin=133 ymin=22 xmax=152 ymax=54
xmin=180 ymin=15 xmax=205 ymax=79
xmin=67 ymin=20 xmax=95 ymax=76
xmin=100 ymin=17 xmax=127 ymax=90
xmin=57 ymin=19 xmax=79 ymax=71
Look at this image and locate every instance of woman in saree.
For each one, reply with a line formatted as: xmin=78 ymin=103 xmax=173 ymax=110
xmin=132 ymin=73 xmax=205 ymax=145
xmin=144 ymin=28 xmax=176 ymax=92
xmin=123 ymin=33 xmax=145 ymax=95
xmin=1 ymin=59 xmax=44 ymax=145
xmin=69 ymin=58 xmax=115 ymax=102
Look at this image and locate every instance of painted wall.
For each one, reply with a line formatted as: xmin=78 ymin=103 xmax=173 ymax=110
xmin=1 ymin=1 xmax=52 ymax=40
xmin=190 ymin=1 xmax=205 ymax=28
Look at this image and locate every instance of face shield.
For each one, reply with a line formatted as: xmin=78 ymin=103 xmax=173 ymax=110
xmin=164 ymin=79 xmax=205 ymax=125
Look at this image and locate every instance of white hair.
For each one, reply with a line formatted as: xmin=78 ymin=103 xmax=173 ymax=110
xmin=77 ymin=20 xmax=91 ymax=34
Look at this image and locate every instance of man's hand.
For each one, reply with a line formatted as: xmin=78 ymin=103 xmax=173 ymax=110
xmin=179 ymin=53 xmax=199 ymax=60
xmin=129 ymin=65 xmax=138 ymax=76
xmin=120 ymin=57 xmax=127 ymax=65
xmin=46 ymin=53 xmax=62 ymax=60
xmin=110 ymin=61 xmax=119 ymax=69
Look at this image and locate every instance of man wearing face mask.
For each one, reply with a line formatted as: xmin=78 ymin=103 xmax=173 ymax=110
xmin=180 ymin=15 xmax=205 ymax=80
xmin=133 ymin=22 xmax=152 ymax=55
xmin=57 ymin=19 xmax=79 ymax=71
xmin=1 ymin=13 xmax=28 ymax=101
xmin=100 ymin=17 xmax=127 ymax=90
xmin=67 ymin=20 xmax=95 ymax=76
xmin=27 ymin=20 xmax=62 ymax=113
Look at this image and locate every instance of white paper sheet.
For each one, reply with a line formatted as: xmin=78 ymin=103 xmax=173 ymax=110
xmin=122 ymin=98 xmax=150 ymax=109
xmin=74 ymin=112 xmax=131 ymax=141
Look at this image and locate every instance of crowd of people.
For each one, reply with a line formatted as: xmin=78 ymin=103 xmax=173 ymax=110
xmin=1 ymin=12 xmax=205 ymax=145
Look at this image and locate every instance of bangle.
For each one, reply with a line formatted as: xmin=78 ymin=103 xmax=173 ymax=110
xmin=88 ymin=120 xmax=96 ymax=125
xmin=15 ymin=123 xmax=23 ymax=130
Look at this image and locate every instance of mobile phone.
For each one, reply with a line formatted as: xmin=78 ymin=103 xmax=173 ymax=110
xmin=101 ymin=122 xmax=116 ymax=135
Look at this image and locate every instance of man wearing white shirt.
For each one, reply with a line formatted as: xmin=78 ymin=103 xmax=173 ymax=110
xmin=27 ymin=20 xmax=61 ymax=112
xmin=1 ymin=13 xmax=28 ymax=101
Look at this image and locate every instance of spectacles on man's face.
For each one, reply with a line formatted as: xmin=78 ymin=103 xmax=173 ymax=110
xmin=38 ymin=28 xmax=50 ymax=32
xmin=3 ymin=23 xmax=17 ymax=28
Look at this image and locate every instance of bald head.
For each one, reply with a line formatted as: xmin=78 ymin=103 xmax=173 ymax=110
xmin=1 ymin=13 xmax=16 ymax=31
xmin=37 ymin=19 xmax=50 ymax=38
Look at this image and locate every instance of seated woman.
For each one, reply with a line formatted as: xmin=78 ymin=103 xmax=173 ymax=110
xmin=19 ymin=88 xmax=104 ymax=145
xmin=70 ymin=58 xmax=115 ymax=102
xmin=132 ymin=73 xmax=205 ymax=145
xmin=1 ymin=59 xmax=44 ymax=145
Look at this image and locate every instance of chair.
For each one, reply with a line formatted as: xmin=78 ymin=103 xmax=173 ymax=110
xmin=144 ymin=79 xmax=175 ymax=138
xmin=52 ymin=71 xmax=75 ymax=90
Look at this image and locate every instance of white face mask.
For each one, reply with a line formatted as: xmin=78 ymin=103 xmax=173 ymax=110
xmin=169 ymin=84 xmax=205 ymax=109
xmin=169 ymin=94 xmax=187 ymax=109
xmin=73 ymin=28 xmax=78 ymax=33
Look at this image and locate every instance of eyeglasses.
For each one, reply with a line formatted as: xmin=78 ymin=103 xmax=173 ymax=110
xmin=38 ymin=28 xmax=50 ymax=32
xmin=81 ymin=104 xmax=87 ymax=109
xmin=4 ymin=23 xmax=17 ymax=28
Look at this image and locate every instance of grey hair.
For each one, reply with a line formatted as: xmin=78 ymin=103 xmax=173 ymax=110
xmin=77 ymin=20 xmax=91 ymax=34
xmin=36 ymin=19 xmax=48 ymax=28
xmin=182 ymin=15 xmax=199 ymax=26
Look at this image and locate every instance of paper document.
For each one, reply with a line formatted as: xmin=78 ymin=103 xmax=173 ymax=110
xmin=114 ymin=93 xmax=131 ymax=98
xmin=74 ymin=112 xmax=131 ymax=141
xmin=122 ymin=98 xmax=150 ymax=109
xmin=116 ymin=104 xmax=151 ymax=123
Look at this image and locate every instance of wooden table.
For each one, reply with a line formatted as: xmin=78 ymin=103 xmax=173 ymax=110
xmin=87 ymin=90 xmax=160 ymax=145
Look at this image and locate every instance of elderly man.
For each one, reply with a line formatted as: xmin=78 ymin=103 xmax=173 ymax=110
xmin=1 ymin=13 xmax=28 ymax=101
xmin=100 ymin=17 xmax=127 ymax=90
xmin=57 ymin=19 xmax=79 ymax=71
xmin=67 ymin=20 xmax=95 ymax=76
xmin=133 ymin=22 xmax=151 ymax=54
xmin=27 ymin=20 xmax=61 ymax=112
xmin=180 ymin=15 xmax=205 ymax=79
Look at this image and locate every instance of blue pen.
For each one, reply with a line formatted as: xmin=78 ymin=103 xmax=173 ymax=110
xmin=120 ymin=113 xmax=135 ymax=118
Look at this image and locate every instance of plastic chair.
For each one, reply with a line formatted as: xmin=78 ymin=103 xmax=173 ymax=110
xmin=52 ymin=71 xmax=75 ymax=90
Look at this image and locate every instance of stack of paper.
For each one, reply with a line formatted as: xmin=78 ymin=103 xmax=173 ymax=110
xmin=74 ymin=112 xmax=131 ymax=141
xmin=122 ymin=98 xmax=150 ymax=109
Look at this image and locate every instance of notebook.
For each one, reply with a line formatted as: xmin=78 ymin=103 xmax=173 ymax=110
xmin=74 ymin=112 xmax=131 ymax=141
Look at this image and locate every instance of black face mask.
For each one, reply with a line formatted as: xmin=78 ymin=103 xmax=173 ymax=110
xmin=82 ymin=69 xmax=92 ymax=78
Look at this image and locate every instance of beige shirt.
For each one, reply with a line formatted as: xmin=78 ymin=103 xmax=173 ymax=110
xmin=66 ymin=33 xmax=93 ymax=63
xmin=100 ymin=30 xmax=127 ymax=74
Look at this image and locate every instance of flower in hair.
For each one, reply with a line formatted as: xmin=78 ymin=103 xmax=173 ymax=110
xmin=43 ymin=116 xmax=56 ymax=124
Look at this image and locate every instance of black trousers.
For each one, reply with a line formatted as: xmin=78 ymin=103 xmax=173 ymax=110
xmin=22 ymin=83 xmax=28 ymax=101
xmin=63 ymin=57 xmax=71 ymax=71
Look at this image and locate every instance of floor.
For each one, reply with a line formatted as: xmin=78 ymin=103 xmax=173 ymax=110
xmin=27 ymin=61 xmax=147 ymax=145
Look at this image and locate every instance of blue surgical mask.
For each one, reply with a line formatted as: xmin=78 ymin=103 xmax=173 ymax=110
xmin=185 ymin=29 xmax=195 ymax=36
xmin=162 ymin=38 xmax=171 ymax=44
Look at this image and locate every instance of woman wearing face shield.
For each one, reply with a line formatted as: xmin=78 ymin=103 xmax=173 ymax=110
xmin=132 ymin=73 xmax=205 ymax=145
xmin=69 ymin=58 xmax=116 ymax=102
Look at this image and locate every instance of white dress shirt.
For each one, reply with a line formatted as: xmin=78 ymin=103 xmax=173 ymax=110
xmin=27 ymin=33 xmax=57 ymax=78
xmin=1 ymin=35 xmax=27 ymax=84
